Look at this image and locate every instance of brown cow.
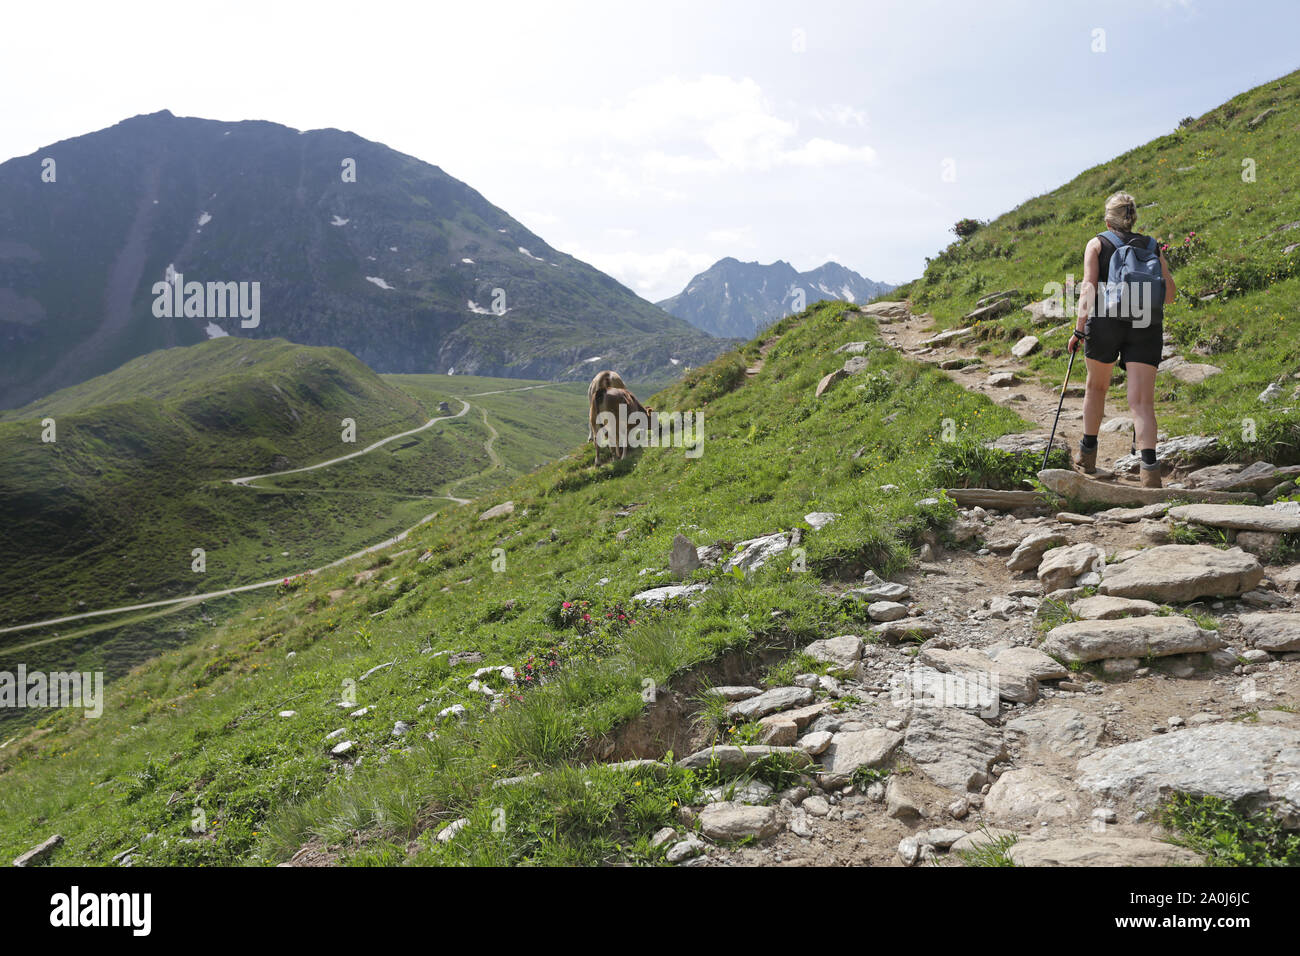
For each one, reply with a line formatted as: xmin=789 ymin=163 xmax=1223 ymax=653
xmin=587 ymin=370 xmax=627 ymax=442
xmin=590 ymin=384 xmax=654 ymax=466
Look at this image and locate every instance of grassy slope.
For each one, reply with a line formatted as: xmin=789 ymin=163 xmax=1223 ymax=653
xmin=0 ymin=342 xmax=588 ymax=679
xmin=0 ymin=338 xmax=428 ymax=624
xmin=0 ymin=300 xmax=1037 ymax=866
xmin=897 ymin=68 xmax=1300 ymax=461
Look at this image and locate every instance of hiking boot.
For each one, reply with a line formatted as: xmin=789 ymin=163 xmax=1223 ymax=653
xmin=1139 ymin=463 xmax=1162 ymax=488
xmin=1077 ymin=441 xmax=1098 ymax=475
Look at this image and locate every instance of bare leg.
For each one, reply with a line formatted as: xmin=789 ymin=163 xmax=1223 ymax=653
xmin=1125 ymin=362 xmax=1158 ymax=450
xmin=1082 ymin=357 xmax=1114 ymax=435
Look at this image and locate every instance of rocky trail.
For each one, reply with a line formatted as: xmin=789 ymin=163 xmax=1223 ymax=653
xmin=614 ymin=301 xmax=1300 ymax=868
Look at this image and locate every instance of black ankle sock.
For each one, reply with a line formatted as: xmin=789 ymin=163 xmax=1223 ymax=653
xmin=1140 ymin=448 xmax=1157 ymax=466
xmin=1081 ymin=434 xmax=1098 ymax=449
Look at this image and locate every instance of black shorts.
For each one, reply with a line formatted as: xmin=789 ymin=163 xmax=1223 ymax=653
xmin=1083 ymin=313 xmax=1163 ymax=368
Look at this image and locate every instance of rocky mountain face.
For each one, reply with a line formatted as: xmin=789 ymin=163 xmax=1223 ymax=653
xmin=0 ymin=111 xmax=728 ymax=408
xmin=657 ymin=257 xmax=893 ymax=338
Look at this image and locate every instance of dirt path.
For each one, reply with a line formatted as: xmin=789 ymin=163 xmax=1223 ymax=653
xmin=882 ymin=313 xmax=1140 ymax=477
xmin=0 ymin=501 xmax=467 ymax=638
xmin=229 ymin=401 xmax=470 ymax=488
xmin=744 ymin=334 xmax=781 ymax=378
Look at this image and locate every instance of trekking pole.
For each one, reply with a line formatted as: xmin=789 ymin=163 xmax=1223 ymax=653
xmin=1041 ymin=339 xmax=1080 ymax=472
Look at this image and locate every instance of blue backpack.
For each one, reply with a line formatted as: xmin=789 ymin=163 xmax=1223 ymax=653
xmin=1100 ymin=230 xmax=1164 ymax=325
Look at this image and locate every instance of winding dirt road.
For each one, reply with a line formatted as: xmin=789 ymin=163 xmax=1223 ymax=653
xmin=1 ymin=395 xmax=503 ymax=637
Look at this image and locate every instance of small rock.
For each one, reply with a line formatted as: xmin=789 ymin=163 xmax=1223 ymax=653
xmin=868 ymin=601 xmax=908 ymax=622
xmin=698 ymin=803 xmax=783 ymax=841
xmin=803 ymin=795 xmax=831 ymax=817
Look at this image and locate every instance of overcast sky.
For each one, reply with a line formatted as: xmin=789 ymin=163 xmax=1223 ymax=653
xmin=3 ymin=0 xmax=1297 ymax=301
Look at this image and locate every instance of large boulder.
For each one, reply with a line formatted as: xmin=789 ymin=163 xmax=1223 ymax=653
xmin=818 ymin=729 xmax=904 ymax=788
xmin=1160 ymin=358 xmax=1223 ymax=385
xmin=918 ymin=646 xmax=1039 ymax=703
xmin=987 ymin=645 xmax=1070 ymax=681
xmin=868 ymin=600 xmax=908 ymax=622
xmin=723 ymin=532 xmax=792 ymax=573
xmin=1069 ymin=595 xmax=1160 ymax=620
xmin=1023 ymin=297 xmax=1065 ymax=324
xmin=902 ymin=706 xmax=1006 ymax=792
xmin=919 ymin=327 xmax=972 ymax=347
xmin=1187 ymin=461 xmax=1292 ymax=494
xmin=1005 ymin=707 xmax=1106 ymax=760
xmin=815 ymin=368 xmax=848 ymax=397
xmin=1010 ymin=335 xmax=1039 ymax=358
xmin=724 ymin=532 xmax=793 ymax=573
xmin=1040 ymin=615 xmax=1222 ymax=663
xmin=631 ymin=583 xmax=710 ymax=604
xmin=669 ymin=534 xmax=701 ymax=579
xmin=1006 ymin=531 xmax=1067 ymax=572
xmin=854 ymin=571 xmax=910 ymax=602
xmin=1168 ymin=503 xmax=1300 ymax=535
xmin=891 ymin=663 xmax=999 ymax=715
xmin=1112 ymin=434 xmax=1222 ymax=473
xmin=1098 ymin=545 xmax=1264 ymax=603
xmin=966 ymin=298 xmax=1016 ymax=322
xmin=12 ymin=834 xmax=63 ymax=867
xmin=1076 ymin=725 xmax=1300 ymax=825
xmin=1037 ymin=543 xmax=1103 ymax=593
xmin=1009 ymin=834 xmax=1200 ymax=867
xmin=863 ymin=300 xmax=910 ymax=319
xmin=944 ymin=487 xmax=1049 ymax=509
xmin=1237 ymin=612 xmax=1300 ymax=652
xmin=803 ymin=635 xmax=863 ymax=670
xmin=726 ymin=686 xmax=815 ymax=721
xmin=871 ymin=619 xmax=941 ymax=643
xmin=983 ymin=768 xmax=1087 ymax=825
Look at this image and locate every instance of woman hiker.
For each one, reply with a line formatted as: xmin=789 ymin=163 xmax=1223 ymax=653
xmin=1069 ymin=191 xmax=1177 ymax=488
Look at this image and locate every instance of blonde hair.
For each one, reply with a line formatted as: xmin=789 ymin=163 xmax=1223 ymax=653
xmin=1104 ymin=191 xmax=1138 ymax=231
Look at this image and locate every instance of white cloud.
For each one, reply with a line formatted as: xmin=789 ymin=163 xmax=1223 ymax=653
xmin=564 ymin=242 xmax=716 ymax=300
xmin=549 ymin=75 xmax=875 ymax=176
xmin=812 ymin=104 xmax=868 ymax=128
xmin=779 ymin=137 xmax=876 ymax=167
xmin=705 ymin=226 xmax=757 ymax=246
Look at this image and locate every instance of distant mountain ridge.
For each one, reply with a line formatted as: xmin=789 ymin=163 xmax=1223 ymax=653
xmin=0 ymin=111 xmax=730 ymax=408
xmin=657 ymin=257 xmax=894 ymax=337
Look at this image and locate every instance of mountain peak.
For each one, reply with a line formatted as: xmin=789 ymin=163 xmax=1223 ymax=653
xmin=658 ymin=258 xmax=894 ymax=338
xmin=0 ymin=113 xmax=730 ymax=407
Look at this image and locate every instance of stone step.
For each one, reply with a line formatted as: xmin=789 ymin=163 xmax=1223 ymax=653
xmin=1168 ymin=503 xmax=1300 ymax=535
xmin=1040 ymin=614 xmax=1223 ymax=663
xmin=944 ymin=487 xmax=1048 ymax=509
xmin=1038 ymin=469 xmax=1256 ymax=507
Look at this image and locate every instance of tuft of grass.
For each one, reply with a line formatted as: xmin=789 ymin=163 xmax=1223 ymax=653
xmin=1181 ymin=608 xmax=1221 ymax=630
xmin=954 ymin=828 xmax=1019 ymax=867
xmin=1034 ymin=598 xmax=1078 ymax=632
xmin=929 ymin=439 xmax=1069 ymax=490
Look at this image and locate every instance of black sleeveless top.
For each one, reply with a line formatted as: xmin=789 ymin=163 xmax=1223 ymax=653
xmin=1096 ymin=229 xmax=1144 ymax=283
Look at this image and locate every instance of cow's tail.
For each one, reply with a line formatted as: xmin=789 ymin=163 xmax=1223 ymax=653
xmin=593 ymin=387 xmax=607 ymax=405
